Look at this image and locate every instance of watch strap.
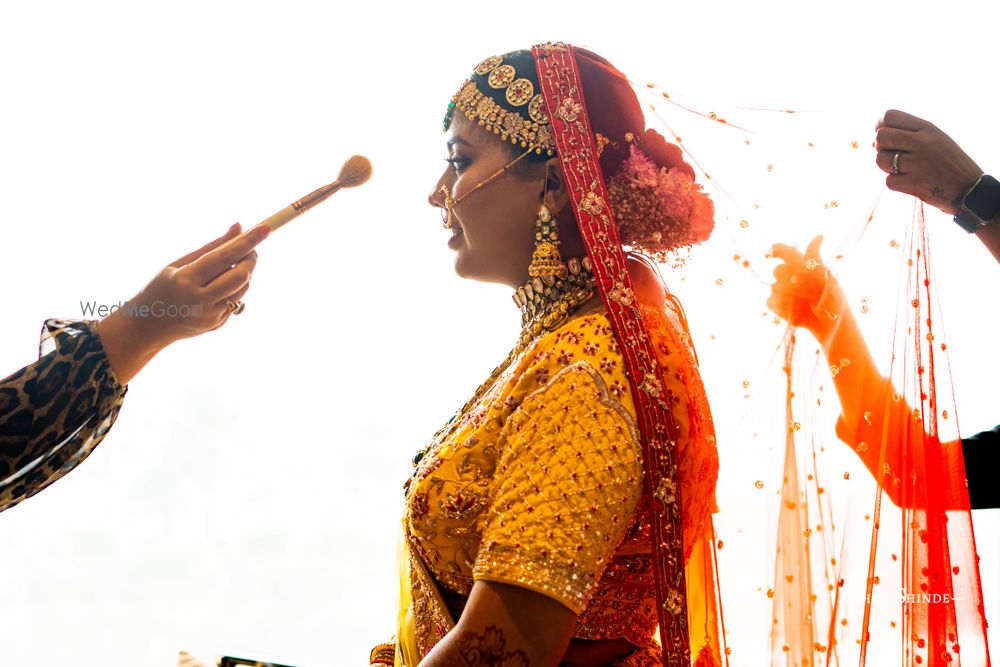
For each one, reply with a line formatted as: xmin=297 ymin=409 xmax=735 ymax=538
xmin=954 ymin=211 xmax=982 ymax=233
xmin=954 ymin=174 xmax=1000 ymax=232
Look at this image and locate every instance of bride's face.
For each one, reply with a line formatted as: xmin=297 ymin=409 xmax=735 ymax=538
xmin=428 ymin=111 xmax=543 ymax=287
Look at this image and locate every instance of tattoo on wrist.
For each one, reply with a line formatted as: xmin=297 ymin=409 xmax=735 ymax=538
xmin=930 ymin=186 xmax=946 ymax=200
xmin=455 ymin=626 xmax=531 ymax=666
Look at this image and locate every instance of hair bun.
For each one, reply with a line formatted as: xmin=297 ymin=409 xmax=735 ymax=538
xmin=606 ymin=134 xmax=715 ymax=259
xmin=547 ymin=47 xmax=715 ymax=258
xmin=635 ymin=128 xmax=694 ymax=180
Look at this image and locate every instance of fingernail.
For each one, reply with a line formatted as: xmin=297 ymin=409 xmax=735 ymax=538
xmin=229 ymin=223 xmax=239 ymax=233
xmin=258 ymin=226 xmax=270 ymax=240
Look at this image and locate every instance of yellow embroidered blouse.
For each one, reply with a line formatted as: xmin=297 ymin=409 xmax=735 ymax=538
xmin=405 ymin=303 xmax=718 ymax=650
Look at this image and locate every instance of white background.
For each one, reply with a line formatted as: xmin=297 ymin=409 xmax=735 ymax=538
xmin=0 ymin=1 xmax=997 ymax=665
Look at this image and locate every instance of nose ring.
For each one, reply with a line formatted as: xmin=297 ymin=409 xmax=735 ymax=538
xmin=439 ymin=185 xmax=456 ymax=229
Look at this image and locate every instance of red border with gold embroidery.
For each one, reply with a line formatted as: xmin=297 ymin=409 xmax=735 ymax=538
xmin=532 ymin=42 xmax=690 ymax=665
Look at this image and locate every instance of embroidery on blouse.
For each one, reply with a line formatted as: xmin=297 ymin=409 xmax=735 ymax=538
xmin=473 ymin=361 xmax=644 ymax=613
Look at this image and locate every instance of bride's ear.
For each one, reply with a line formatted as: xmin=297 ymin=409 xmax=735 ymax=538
xmin=542 ymin=158 xmax=570 ymax=213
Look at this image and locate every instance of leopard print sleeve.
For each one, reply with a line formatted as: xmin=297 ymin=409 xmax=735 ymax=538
xmin=0 ymin=319 xmax=127 ymax=512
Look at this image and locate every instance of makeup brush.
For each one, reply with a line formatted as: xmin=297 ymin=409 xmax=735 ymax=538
xmin=213 ymin=155 xmax=372 ymax=259
xmin=248 ymin=154 xmax=372 ymax=237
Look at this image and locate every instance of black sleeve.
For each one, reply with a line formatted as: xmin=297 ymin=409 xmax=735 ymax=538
xmin=962 ymin=425 xmax=1000 ymax=510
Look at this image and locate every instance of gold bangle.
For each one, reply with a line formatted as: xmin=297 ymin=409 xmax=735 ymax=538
xmin=369 ymin=643 xmax=395 ymax=665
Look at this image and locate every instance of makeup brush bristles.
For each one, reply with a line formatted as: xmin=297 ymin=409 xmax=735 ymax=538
xmin=337 ymin=155 xmax=373 ymax=188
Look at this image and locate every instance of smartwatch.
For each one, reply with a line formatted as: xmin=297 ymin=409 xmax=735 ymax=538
xmin=954 ymin=174 xmax=1000 ymax=233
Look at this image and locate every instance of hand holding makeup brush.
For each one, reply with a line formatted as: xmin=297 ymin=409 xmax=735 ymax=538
xmin=96 ymin=154 xmax=372 ymax=384
xmin=96 ymin=222 xmax=266 ymax=383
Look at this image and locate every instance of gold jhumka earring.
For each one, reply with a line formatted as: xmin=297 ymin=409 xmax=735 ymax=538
xmin=528 ymin=200 xmax=568 ymax=281
xmin=514 ymin=199 xmax=595 ymax=331
xmin=528 ymin=161 xmax=569 ymax=280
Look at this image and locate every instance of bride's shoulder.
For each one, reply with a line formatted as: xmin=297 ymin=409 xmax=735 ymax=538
xmin=507 ymin=308 xmax=632 ymax=406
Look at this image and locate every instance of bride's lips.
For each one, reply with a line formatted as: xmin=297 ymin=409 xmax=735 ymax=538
xmin=447 ymin=226 xmax=464 ymax=248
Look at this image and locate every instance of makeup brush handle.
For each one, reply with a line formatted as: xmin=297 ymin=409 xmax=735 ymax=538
xmin=214 ymin=179 xmax=344 ymax=255
xmin=212 ymin=206 xmax=297 ymax=257
xmin=251 ymin=179 xmax=344 ymax=236
xmin=250 ymin=206 xmax=299 ymax=235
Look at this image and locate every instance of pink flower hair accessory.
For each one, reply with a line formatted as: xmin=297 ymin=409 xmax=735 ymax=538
xmin=606 ymin=137 xmax=715 ymax=261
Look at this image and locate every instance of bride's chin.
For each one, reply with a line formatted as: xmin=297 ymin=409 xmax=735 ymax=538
xmin=452 ymin=251 xmax=473 ymax=279
xmin=452 ymin=251 xmax=491 ymax=282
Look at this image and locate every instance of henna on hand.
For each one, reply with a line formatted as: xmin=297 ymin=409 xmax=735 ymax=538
xmin=454 ymin=626 xmax=532 ymax=667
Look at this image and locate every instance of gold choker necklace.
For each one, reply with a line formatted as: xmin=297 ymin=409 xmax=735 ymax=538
xmin=513 ymin=255 xmax=597 ymax=343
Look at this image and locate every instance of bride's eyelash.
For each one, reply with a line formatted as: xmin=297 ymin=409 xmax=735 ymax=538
xmin=445 ymin=157 xmax=469 ymax=171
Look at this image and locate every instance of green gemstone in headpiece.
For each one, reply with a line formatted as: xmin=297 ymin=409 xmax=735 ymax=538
xmin=443 ymin=101 xmax=456 ymax=132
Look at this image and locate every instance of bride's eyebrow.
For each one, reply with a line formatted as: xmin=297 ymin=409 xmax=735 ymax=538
xmin=447 ymin=137 xmax=472 ymax=150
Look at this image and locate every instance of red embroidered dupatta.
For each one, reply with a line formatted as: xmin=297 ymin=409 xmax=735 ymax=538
xmin=533 ymin=42 xmax=697 ymax=665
